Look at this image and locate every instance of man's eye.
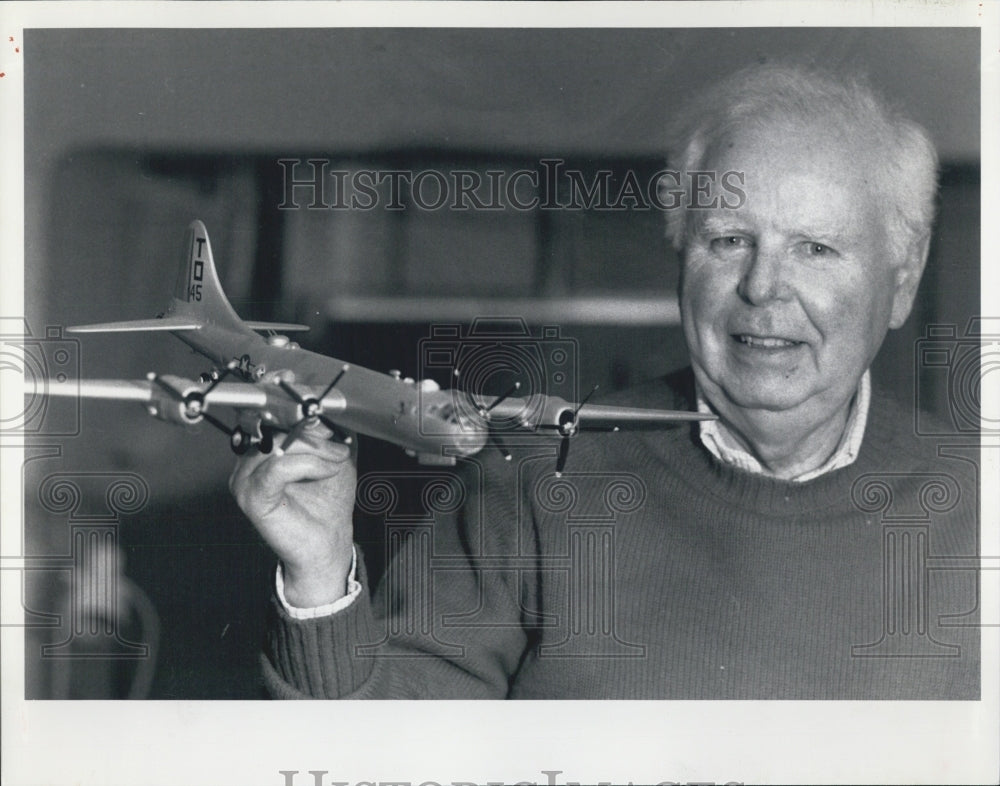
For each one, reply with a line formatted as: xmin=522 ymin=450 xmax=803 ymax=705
xmin=709 ymin=236 xmax=752 ymax=252
xmin=804 ymin=241 xmax=835 ymax=257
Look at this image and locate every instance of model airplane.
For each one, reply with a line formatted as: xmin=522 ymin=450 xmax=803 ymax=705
xmin=41 ymin=220 xmax=714 ymax=473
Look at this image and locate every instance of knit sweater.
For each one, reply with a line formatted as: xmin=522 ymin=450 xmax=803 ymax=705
xmin=262 ymin=369 xmax=980 ymax=699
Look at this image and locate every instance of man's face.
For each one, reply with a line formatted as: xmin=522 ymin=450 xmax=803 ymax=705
xmin=680 ymin=119 xmax=917 ymax=429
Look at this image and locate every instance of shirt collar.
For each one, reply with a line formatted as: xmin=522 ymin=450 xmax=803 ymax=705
xmin=695 ymin=370 xmax=871 ymax=482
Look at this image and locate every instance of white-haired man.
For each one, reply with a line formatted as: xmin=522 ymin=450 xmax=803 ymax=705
xmin=233 ymin=64 xmax=979 ymax=699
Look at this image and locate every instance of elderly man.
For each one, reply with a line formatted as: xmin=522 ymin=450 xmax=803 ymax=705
xmin=232 ymin=64 xmax=979 ymax=699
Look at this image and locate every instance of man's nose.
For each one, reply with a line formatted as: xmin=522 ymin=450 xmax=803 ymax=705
xmin=736 ymin=246 xmax=790 ymax=305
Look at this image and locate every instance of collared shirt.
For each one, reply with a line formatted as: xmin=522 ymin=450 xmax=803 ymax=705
xmin=696 ymin=369 xmax=871 ymax=482
xmin=279 ymin=369 xmax=872 ymax=615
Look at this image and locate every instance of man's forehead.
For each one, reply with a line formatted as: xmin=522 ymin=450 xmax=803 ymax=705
xmin=694 ymin=124 xmax=881 ymax=231
xmin=705 ymin=113 xmax=881 ymax=175
xmin=692 ymin=173 xmax=875 ymax=236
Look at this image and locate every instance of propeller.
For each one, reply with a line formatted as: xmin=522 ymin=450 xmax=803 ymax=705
xmin=473 ymin=381 xmax=521 ymax=420
xmin=540 ymin=384 xmax=599 ymax=476
xmin=457 ymin=374 xmax=523 ymax=462
xmin=147 ymin=362 xmax=242 ymax=438
xmin=473 ymin=380 xmax=522 ymax=461
xmin=275 ymin=365 xmax=350 ymax=453
xmin=460 ymin=375 xmax=605 ymax=472
xmin=492 ymin=435 xmax=513 ymax=462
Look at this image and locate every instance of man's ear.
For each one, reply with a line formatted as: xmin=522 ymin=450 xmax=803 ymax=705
xmin=889 ymin=232 xmax=931 ymax=329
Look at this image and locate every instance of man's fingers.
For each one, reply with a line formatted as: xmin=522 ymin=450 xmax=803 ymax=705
xmin=299 ymin=418 xmax=335 ymax=441
xmin=276 ymin=429 xmax=352 ymax=459
xmin=240 ymin=451 xmax=350 ymax=505
xmin=229 ymin=447 xmax=269 ymax=494
xmin=229 ymin=430 xmax=352 ymax=491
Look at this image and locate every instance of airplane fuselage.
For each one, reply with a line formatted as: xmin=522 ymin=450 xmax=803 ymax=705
xmin=171 ymin=313 xmax=485 ymax=458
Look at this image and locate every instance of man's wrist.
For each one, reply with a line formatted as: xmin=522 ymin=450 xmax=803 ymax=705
xmin=275 ymin=549 xmax=361 ymax=619
xmin=280 ymin=559 xmax=352 ymax=608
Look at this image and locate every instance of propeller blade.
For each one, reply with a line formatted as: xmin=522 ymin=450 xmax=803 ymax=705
xmin=279 ymin=419 xmax=310 ymax=452
xmin=318 ymin=364 xmax=349 ymax=401
xmin=200 ymin=411 xmax=232 ymax=436
xmin=573 ymin=384 xmax=599 ymax=417
xmin=555 ymin=435 xmax=571 ymax=476
xmin=491 ymin=435 xmax=512 ymax=462
xmin=318 ymin=415 xmax=353 ymax=445
xmin=484 ymin=382 xmax=521 ymax=415
xmin=278 ymin=379 xmax=307 ymax=405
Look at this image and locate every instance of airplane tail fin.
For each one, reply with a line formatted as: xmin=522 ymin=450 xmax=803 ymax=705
xmin=168 ymin=219 xmax=246 ymax=329
xmin=69 ymin=220 xmax=309 ymax=335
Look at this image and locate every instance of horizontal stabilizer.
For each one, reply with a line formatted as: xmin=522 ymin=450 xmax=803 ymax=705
xmin=68 ymin=317 xmax=202 ymax=333
xmin=243 ymin=321 xmax=311 ymax=333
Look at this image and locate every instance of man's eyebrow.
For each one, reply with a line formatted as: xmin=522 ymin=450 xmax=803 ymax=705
xmin=691 ymin=214 xmax=751 ymax=235
xmin=788 ymin=222 xmax=851 ymax=242
xmin=692 ymin=214 xmax=852 ymax=240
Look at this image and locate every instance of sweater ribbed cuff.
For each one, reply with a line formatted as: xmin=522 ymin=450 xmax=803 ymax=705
xmin=263 ymin=587 xmax=377 ymax=699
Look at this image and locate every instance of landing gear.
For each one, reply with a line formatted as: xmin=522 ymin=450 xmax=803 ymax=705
xmin=230 ymin=427 xmax=251 ymax=455
xmin=259 ymin=425 xmax=275 ymax=454
xmin=199 ymin=367 xmax=223 ymax=384
xmin=229 ymin=425 xmax=274 ymax=455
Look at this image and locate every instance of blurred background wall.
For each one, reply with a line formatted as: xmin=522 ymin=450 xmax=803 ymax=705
xmin=20 ymin=28 xmax=980 ymax=697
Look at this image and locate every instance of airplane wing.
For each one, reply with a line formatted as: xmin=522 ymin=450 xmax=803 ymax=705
xmin=573 ymin=403 xmax=711 ymax=429
xmin=40 ymin=379 xmax=156 ymax=401
xmin=482 ymin=394 xmax=714 ymax=431
xmin=468 ymin=392 xmax=714 ymax=474
xmin=39 ymin=378 xmax=269 ymax=409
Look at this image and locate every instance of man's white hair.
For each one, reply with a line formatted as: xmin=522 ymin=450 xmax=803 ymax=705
xmin=666 ymin=63 xmax=939 ymax=261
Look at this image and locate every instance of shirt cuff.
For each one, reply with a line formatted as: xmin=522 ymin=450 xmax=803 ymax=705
xmin=274 ymin=547 xmax=361 ymax=619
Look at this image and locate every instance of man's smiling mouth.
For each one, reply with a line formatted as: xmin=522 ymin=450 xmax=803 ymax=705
xmin=732 ymin=334 xmax=803 ymax=349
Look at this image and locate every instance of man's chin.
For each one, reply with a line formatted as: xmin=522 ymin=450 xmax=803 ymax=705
xmin=716 ymin=377 xmax=812 ymax=415
xmin=693 ymin=361 xmax=816 ymax=414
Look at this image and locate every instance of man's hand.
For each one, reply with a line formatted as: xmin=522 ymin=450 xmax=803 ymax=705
xmin=229 ymin=423 xmax=356 ymax=608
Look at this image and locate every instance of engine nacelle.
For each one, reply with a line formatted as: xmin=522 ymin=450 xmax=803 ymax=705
xmin=143 ymin=375 xmax=207 ymax=425
xmin=416 ymin=401 xmax=489 ymax=458
xmin=145 ymin=395 xmax=200 ymax=425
